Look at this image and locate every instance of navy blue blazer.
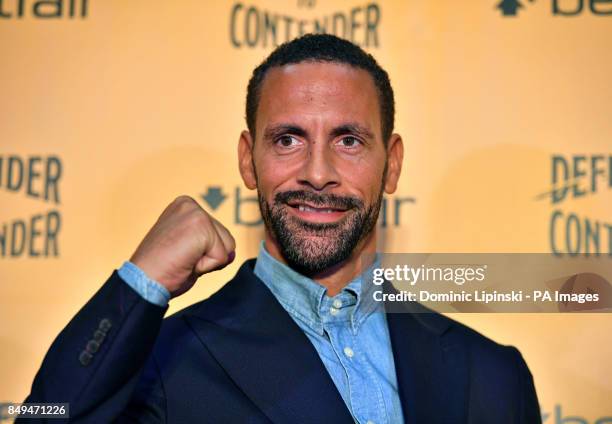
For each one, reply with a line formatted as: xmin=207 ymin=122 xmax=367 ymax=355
xmin=22 ymin=260 xmax=541 ymax=423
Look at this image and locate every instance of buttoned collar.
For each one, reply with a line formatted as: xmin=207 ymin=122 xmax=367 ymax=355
xmin=253 ymin=241 xmax=381 ymax=335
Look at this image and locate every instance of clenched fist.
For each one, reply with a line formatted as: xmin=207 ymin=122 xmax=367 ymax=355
xmin=129 ymin=196 xmax=236 ymax=298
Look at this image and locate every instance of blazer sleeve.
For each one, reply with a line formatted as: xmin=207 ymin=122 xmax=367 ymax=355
xmin=509 ymin=346 xmax=542 ymax=424
xmin=18 ymin=271 xmax=168 ymax=423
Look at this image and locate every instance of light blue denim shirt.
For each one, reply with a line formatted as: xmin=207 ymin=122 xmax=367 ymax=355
xmin=253 ymin=242 xmax=403 ymax=424
xmin=117 ymin=261 xmax=171 ymax=307
xmin=118 ymin=242 xmax=403 ymax=424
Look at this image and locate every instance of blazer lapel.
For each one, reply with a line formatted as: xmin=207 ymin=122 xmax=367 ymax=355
xmin=386 ymin=295 xmax=470 ymax=424
xmin=184 ymin=260 xmax=353 ymax=424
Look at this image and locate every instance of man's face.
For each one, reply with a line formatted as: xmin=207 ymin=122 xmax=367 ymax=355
xmin=239 ymin=61 xmax=402 ymax=276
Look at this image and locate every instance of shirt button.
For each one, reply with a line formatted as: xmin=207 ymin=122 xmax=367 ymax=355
xmin=366 ymin=421 xmax=375 ymax=424
xmin=329 ymin=306 xmax=339 ymax=316
xmin=343 ymin=347 xmax=354 ymax=358
xmin=333 ymin=299 xmax=342 ymax=308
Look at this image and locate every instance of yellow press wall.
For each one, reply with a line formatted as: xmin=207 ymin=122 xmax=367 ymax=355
xmin=1 ymin=0 xmax=611 ymax=420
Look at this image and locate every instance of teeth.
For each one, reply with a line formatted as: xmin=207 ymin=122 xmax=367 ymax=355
xmin=298 ymin=205 xmax=335 ymax=213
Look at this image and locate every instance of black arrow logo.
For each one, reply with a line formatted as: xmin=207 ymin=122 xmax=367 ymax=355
xmin=201 ymin=186 xmax=227 ymax=210
xmin=497 ymin=0 xmax=524 ymax=16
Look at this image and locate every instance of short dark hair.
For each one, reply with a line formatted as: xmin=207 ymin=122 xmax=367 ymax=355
xmin=246 ymin=34 xmax=395 ymax=144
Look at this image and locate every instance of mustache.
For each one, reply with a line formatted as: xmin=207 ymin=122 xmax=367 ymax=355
xmin=274 ymin=190 xmax=362 ymax=210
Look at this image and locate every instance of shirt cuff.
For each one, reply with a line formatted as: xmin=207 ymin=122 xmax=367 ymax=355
xmin=117 ymin=261 xmax=171 ymax=307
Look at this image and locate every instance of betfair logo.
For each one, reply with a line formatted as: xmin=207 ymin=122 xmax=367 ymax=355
xmin=0 ymin=0 xmax=89 ymax=19
xmin=497 ymin=0 xmax=612 ymax=16
xmin=541 ymin=404 xmax=612 ymax=423
xmin=201 ymin=187 xmax=227 ymax=211
xmin=497 ymin=0 xmax=527 ymax=16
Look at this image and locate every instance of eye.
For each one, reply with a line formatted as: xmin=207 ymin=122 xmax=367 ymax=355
xmin=275 ymin=135 xmax=301 ymax=148
xmin=337 ymin=136 xmax=362 ymax=148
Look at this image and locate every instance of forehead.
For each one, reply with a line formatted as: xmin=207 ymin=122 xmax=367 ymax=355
xmin=256 ymin=61 xmax=381 ymax=137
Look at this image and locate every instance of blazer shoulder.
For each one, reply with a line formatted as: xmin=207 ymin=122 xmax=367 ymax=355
xmin=434 ymin=314 xmax=541 ymax=421
xmin=401 ymin=300 xmax=522 ymax=358
xmin=412 ymin=308 xmax=530 ymax=373
xmin=146 ymin=283 xmax=236 ymax=378
xmin=423 ymin=310 xmax=513 ymax=351
xmin=153 ymin=260 xmax=259 ymax=351
xmin=430 ymin=312 xmax=535 ymax=382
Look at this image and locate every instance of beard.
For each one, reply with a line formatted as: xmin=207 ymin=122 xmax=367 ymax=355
xmin=258 ymin=185 xmax=383 ymax=277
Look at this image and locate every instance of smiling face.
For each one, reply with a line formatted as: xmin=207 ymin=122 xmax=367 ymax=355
xmin=239 ymin=61 xmax=403 ymax=278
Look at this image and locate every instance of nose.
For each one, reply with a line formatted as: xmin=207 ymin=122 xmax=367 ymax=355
xmin=296 ymin=141 xmax=340 ymax=191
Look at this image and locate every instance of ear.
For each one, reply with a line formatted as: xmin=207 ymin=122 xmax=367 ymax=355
xmin=384 ymin=133 xmax=404 ymax=194
xmin=238 ymin=130 xmax=257 ymax=190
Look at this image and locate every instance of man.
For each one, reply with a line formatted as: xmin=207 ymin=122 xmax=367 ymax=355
xmin=22 ymin=34 xmax=541 ymax=423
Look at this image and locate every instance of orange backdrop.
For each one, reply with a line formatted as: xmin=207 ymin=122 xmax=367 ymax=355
xmin=1 ymin=0 xmax=611 ymax=420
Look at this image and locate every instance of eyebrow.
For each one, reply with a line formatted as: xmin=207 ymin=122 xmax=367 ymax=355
xmin=263 ymin=124 xmax=308 ymax=140
xmin=329 ymin=123 xmax=375 ymax=141
xmin=263 ymin=123 xmax=375 ymax=141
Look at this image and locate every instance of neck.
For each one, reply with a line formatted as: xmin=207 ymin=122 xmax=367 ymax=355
xmin=264 ymin=230 xmax=378 ymax=296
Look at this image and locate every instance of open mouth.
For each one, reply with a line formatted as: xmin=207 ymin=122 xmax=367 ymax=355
xmin=296 ymin=204 xmax=346 ymax=213
xmin=286 ymin=201 xmax=350 ymax=222
xmin=287 ymin=201 xmax=348 ymax=212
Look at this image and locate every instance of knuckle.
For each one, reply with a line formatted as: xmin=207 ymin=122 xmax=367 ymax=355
xmin=174 ymin=195 xmax=196 ymax=209
xmin=228 ymin=232 xmax=236 ymax=248
xmin=189 ymin=209 xmax=211 ymax=229
xmin=212 ymin=231 xmax=228 ymax=250
xmin=217 ymin=220 xmax=232 ymax=235
xmin=174 ymin=194 xmax=191 ymax=204
xmin=190 ymin=210 xmax=210 ymax=227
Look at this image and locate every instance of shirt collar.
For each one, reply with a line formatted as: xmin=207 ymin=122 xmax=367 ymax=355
xmin=253 ymin=241 xmax=381 ymax=335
